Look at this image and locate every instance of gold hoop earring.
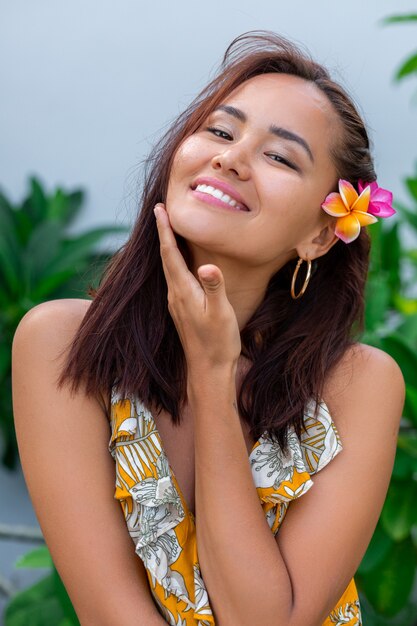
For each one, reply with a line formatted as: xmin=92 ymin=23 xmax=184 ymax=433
xmin=291 ymin=257 xmax=312 ymax=300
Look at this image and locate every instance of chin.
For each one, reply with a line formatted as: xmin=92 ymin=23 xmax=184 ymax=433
xmin=167 ymin=202 xmax=228 ymax=244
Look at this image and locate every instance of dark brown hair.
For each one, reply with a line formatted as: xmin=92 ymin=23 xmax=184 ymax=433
xmin=57 ymin=31 xmax=375 ymax=453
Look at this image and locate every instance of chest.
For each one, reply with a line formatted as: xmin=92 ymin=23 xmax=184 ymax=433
xmin=151 ymin=401 xmax=257 ymax=518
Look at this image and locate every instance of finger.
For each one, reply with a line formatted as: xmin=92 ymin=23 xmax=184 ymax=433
xmin=154 ymin=203 xmax=195 ymax=292
xmin=197 ymin=264 xmax=228 ymax=308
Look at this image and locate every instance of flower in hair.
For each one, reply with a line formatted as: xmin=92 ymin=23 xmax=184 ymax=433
xmin=358 ymin=180 xmax=396 ymax=218
xmin=321 ymin=179 xmax=395 ymax=244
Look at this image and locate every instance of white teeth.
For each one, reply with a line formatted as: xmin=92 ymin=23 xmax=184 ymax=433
xmin=194 ymin=183 xmax=246 ymax=210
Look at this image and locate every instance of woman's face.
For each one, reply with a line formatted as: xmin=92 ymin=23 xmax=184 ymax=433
xmin=165 ymin=72 xmax=340 ymax=272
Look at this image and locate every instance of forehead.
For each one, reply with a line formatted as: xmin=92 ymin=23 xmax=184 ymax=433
xmin=219 ymin=73 xmax=339 ymax=158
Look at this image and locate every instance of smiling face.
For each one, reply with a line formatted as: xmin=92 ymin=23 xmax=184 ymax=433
xmin=165 ymin=72 xmax=341 ymax=275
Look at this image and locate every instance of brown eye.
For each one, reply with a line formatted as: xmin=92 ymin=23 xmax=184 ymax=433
xmin=266 ymin=153 xmax=299 ymax=172
xmin=206 ymin=127 xmax=233 ymax=140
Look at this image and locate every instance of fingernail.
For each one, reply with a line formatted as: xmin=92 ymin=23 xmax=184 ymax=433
xmin=153 ymin=207 xmax=160 ymax=219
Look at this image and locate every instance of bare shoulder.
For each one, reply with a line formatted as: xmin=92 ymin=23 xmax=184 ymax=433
xmin=12 ymin=298 xmax=166 ymax=623
xmin=12 ymin=296 xmax=106 ymax=415
xmin=13 ymin=297 xmax=92 ymax=344
xmin=276 ymin=342 xmax=406 ymax=624
xmin=322 ymin=341 xmax=405 ymax=441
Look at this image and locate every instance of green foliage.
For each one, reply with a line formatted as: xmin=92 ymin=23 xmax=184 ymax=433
xmin=4 ymin=546 xmax=79 ymax=625
xmin=344 ymin=14 xmax=417 ymax=621
xmin=382 ymin=14 xmax=417 ymax=24
xmin=358 ymin=166 xmax=417 ymax=623
xmin=359 ymin=168 xmax=417 ymax=619
xmin=381 ymin=13 xmax=417 ymax=83
xmin=0 ymin=176 xmax=128 ymax=468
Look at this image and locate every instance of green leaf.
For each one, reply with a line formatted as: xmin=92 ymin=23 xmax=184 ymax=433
xmin=357 ymin=522 xmax=393 ymax=574
xmin=30 ymin=269 xmax=86 ymax=301
xmin=22 ymin=221 xmax=63 ymax=289
xmin=14 ymin=211 xmax=37 ymax=247
xmin=406 ymin=175 xmax=417 ymax=203
xmin=21 ymin=176 xmax=49 ymax=227
xmin=364 ymin=274 xmax=390 ymax=331
xmin=0 ymin=190 xmax=17 ymax=232
xmin=396 ymin=314 xmax=417 ymax=342
xmin=28 ymin=226 xmax=126 ymax=299
xmin=393 ymin=294 xmax=417 ymax=315
xmin=15 ymin=546 xmax=53 ymax=569
xmin=395 ymin=52 xmax=417 ymax=81
xmin=397 ymin=432 xmax=417 ymax=458
xmin=392 ymin=445 xmax=417 ymax=478
xmin=53 ymin=189 xmax=84 ymax=226
xmin=394 ymin=199 xmax=417 ymax=232
xmin=403 ymin=385 xmax=417 ymax=427
xmin=4 ymin=574 xmax=66 ymax=626
xmin=52 ymin=566 xmax=79 ymax=624
xmin=47 ymin=188 xmax=84 ymax=226
xmin=381 ymin=222 xmax=402 ymax=293
xmin=368 ymin=218 xmax=383 ymax=272
xmin=0 ymin=342 xmax=12 ymax=380
xmin=44 ymin=226 xmax=127 ymax=277
xmin=381 ymin=478 xmax=417 ymax=540
xmin=379 ymin=333 xmax=417 ymax=387
xmin=381 ymin=14 xmax=417 ymax=24
xmin=0 ymin=209 xmax=23 ymax=296
xmin=356 ymin=536 xmax=417 ymax=617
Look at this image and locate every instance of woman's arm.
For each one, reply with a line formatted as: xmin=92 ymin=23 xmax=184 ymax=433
xmin=190 ymin=343 xmax=405 ymax=626
xmin=12 ymin=299 xmax=167 ymax=626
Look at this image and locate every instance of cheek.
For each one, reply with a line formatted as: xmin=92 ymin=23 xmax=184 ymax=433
xmin=170 ymin=136 xmax=209 ymax=179
xmin=257 ymin=182 xmax=322 ymax=243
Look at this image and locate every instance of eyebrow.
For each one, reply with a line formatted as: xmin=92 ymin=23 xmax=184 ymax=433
xmin=213 ymin=104 xmax=315 ymax=164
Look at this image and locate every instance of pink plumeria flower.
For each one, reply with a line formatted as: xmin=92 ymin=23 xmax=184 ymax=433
xmin=358 ymin=180 xmax=396 ymax=218
xmin=321 ymin=179 xmax=378 ymax=244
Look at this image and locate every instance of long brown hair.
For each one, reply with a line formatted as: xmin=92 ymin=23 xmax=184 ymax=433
xmin=57 ymin=31 xmax=375 ymax=453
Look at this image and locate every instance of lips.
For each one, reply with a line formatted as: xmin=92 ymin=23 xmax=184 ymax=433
xmin=191 ymin=176 xmax=250 ymax=211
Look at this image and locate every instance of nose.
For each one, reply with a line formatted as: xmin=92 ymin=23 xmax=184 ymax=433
xmin=210 ymin=141 xmax=251 ymax=180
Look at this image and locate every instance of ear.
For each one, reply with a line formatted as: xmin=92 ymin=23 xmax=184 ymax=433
xmin=296 ymin=220 xmax=339 ymax=261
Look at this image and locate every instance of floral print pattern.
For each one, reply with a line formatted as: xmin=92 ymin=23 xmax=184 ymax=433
xmin=108 ymin=388 xmax=362 ymax=625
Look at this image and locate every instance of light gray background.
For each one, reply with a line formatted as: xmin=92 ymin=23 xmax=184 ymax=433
xmin=1 ymin=0 xmax=417 ymax=242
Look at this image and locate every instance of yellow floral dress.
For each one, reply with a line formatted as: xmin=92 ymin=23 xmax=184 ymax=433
xmin=108 ymin=387 xmax=362 ymax=626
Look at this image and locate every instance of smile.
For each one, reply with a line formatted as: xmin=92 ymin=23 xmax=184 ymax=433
xmin=190 ymin=184 xmax=250 ymax=212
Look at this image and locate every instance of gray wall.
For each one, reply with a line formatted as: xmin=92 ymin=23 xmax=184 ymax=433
xmin=1 ymin=0 xmax=417 ymax=243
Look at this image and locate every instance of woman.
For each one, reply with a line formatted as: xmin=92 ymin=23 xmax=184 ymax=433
xmin=12 ymin=31 xmax=404 ymax=626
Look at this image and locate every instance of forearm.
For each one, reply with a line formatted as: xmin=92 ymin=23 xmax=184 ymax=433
xmin=189 ymin=366 xmax=294 ymax=626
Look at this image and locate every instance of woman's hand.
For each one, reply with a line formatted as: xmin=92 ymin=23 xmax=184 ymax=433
xmin=154 ymin=203 xmax=242 ymax=373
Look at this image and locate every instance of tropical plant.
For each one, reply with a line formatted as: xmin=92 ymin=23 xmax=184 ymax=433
xmin=381 ymin=12 xmax=417 ymax=88
xmin=0 ymin=175 xmax=128 ymax=469
xmin=353 ymin=11 xmax=417 ymax=625
xmin=3 ymin=546 xmax=79 ymax=626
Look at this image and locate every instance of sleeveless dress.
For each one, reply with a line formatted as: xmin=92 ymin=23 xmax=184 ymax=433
xmin=108 ymin=387 xmax=362 ymax=626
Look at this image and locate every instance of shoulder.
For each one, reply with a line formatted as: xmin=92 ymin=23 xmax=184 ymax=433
xmin=12 ymin=297 xmax=95 ymax=398
xmin=276 ymin=342 xmax=405 ymax=623
xmin=12 ymin=297 xmax=112 ymax=423
xmin=324 ymin=341 xmax=405 ymax=394
xmin=323 ymin=341 xmax=405 ymax=404
xmin=13 ymin=298 xmax=92 ymax=342
xmin=322 ymin=341 xmax=405 ymax=445
xmin=13 ymin=297 xmax=92 ymax=333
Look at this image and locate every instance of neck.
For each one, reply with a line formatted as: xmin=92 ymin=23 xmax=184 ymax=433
xmin=186 ymin=242 xmax=290 ymax=331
